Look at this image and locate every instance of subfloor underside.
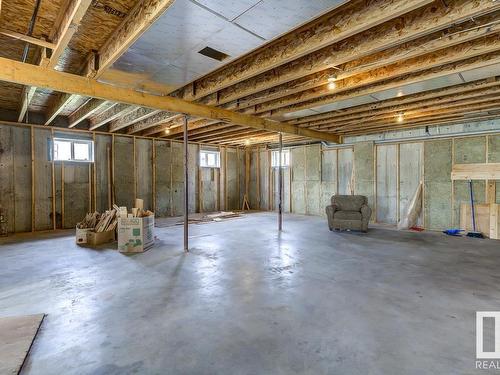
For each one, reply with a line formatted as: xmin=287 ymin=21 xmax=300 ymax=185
xmin=1 ymin=212 xmax=499 ymax=374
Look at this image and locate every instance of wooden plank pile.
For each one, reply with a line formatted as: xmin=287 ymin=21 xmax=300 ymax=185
xmin=77 ymin=209 xmax=117 ymax=232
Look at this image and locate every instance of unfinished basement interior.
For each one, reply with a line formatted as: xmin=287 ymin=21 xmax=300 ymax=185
xmin=1 ymin=0 xmax=500 ymax=374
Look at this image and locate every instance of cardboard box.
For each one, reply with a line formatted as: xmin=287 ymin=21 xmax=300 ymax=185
xmin=118 ymin=215 xmax=154 ymax=253
xmin=76 ymin=227 xmax=92 ymax=245
xmin=87 ymin=229 xmax=115 ymax=246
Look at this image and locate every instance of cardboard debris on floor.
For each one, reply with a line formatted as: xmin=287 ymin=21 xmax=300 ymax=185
xmin=76 ymin=209 xmax=118 ymax=246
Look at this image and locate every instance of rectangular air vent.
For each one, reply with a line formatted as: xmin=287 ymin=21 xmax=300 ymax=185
xmin=198 ymin=47 xmax=229 ymax=62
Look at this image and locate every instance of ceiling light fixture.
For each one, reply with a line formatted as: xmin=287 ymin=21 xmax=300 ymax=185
xmin=245 ymin=139 xmax=251 ymax=146
xmin=165 ymin=127 xmax=170 ymax=134
xmin=327 ymin=81 xmax=336 ymax=90
xmin=396 ymin=113 xmax=405 ymax=123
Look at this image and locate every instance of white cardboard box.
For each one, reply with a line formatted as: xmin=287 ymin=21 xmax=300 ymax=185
xmin=76 ymin=227 xmax=92 ymax=245
xmin=117 ymin=215 xmax=154 ymax=253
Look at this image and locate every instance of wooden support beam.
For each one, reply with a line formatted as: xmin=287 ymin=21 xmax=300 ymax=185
xmin=125 ymin=112 xmax=180 ymax=134
xmin=174 ymin=0 xmax=434 ymax=101
xmin=248 ymin=37 xmax=500 ymax=115
xmin=108 ymin=108 xmax=161 ymax=132
xmin=83 ymin=0 xmax=176 ymax=78
xmin=291 ymin=79 xmax=500 ymax=126
xmin=220 ymin=13 xmax=500 ymax=109
xmin=68 ymin=99 xmax=112 ymax=128
xmin=48 ymin=0 xmax=93 ymax=68
xmin=89 ymin=104 xmax=138 ymax=131
xmin=44 ymin=93 xmax=74 ymax=125
xmin=155 ymin=119 xmax=219 ymax=137
xmin=452 ymin=163 xmax=500 ymax=181
xmin=266 ymin=51 xmax=500 ymax=117
xmin=0 ymin=58 xmax=340 ymax=142
xmin=174 ymin=0 xmax=500 ymax=103
xmin=0 ymin=28 xmax=57 ymax=49
xmin=17 ymin=86 xmax=37 ymax=122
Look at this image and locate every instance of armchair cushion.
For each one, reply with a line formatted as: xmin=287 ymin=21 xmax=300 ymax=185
xmin=334 ymin=210 xmax=362 ymax=221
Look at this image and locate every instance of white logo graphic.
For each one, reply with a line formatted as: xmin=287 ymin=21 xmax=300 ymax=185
xmin=477 ymin=311 xmax=500 ymax=359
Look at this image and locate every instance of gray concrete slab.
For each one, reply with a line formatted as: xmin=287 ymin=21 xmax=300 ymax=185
xmin=1 ymin=212 xmax=499 ymax=374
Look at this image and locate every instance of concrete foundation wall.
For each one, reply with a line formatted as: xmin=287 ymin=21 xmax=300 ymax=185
xmin=0 ymin=123 xmax=243 ymax=234
xmin=244 ymin=132 xmax=500 ymax=232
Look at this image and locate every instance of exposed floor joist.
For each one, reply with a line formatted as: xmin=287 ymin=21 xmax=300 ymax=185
xmin=0 ymin=57 xmax=340 ymax=142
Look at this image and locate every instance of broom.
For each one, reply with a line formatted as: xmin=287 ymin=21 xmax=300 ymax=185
xmin=466 ymin=179 xmax=484 ymax=238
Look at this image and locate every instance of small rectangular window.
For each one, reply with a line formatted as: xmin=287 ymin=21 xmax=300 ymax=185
xmin=200 ymin=150 xmax=220 ymax=168
xmin=53 ymin=138 xmax=94 ymax=162
xmin=272 ymin=149 xmax=290 ymax=168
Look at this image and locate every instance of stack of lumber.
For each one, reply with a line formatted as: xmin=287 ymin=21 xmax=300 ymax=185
xmin=175 ymin=211 xmax=241 ymax=225
xmin=77 ymin=212 xmax=100 ymax=229
xmin=95 ymin=209 xmax=117 ymax=232
xmin=77 ymin=209 xmax=118 ymax=232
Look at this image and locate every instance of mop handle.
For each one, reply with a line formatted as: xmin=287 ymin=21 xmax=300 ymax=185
xmin=469 ymin=179 xmax=477 ymax=232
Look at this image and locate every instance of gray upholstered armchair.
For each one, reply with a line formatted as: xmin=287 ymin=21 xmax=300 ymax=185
xmin=326 ymin=195 xmax=371 ymax=232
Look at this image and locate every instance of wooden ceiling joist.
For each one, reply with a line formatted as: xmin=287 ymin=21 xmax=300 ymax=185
xmin=89 ymin=104 xmax=139 ymax=131
xmin=290 ymin=77 xmax=500 ymax=126
xmin=229 ymin=25 xmax=500 ymax=111
xmin=265 ymin=52 xmax=500 ymax=118
xmin=173 ymin=0 xmax=435 ymax=101
xmin=68 ymin=99 xmax=113 ymax=128
xmin=126 ymin=112 xmax=183 ymax=135
xmin=244 ymin=37 xmax=500 ymax=116
xmin=82 ymin=0 xmax=176 ymax=78
xmin=302 ymin=90 xmax=500 ymax=129
xmin=109 ymin=108 xmax=161 ymax=133
xmin=175 ymin=0 xmax=500 ymax=104
xmin=0 ymin=28 xmax=57 ymax=49
xmin=0 ymin=57 xmax=340 ymax=142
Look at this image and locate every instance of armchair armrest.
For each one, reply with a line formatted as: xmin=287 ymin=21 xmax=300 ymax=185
xmin=360 ymin=204 xmax=371 ymax=219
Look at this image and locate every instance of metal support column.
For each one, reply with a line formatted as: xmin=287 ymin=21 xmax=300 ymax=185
xmin=183 ymin=115 xmax=189 ymax=252
xmin=278 ymin=132 xmax=283 ymax=231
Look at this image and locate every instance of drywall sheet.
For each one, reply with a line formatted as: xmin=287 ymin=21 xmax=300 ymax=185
xmin=54 ymin=164 xmax=62 ymax=229
xmin=135 ymin=138 xmax=153 ymax=211
xmin=321 ymin=149 xmax=337 ymax=183
xmin=338 ymin=148 xmax=353 ymax=195
xmin=94 ymin=134 xmax=112 ymax=213
xmin=226 ymin=148 xmax=239 ymax=210
xmin=13 ymin=126 xmax=32 ymax=232
xmin=260 ymin=150 xmax=270 ymax=210
xmin=249 ymin=150 xmax=259 ymax=209
xmin=0 ymin=314 xmax=44 ymax=375
xmin=155 ymin=140 xmax=171 ymax=217
xmin=113 ymin=136 xmax=135 ymax=209
xmin=291 ymin=147 xmax=306 ymax=214
xmin=376 ymin=144 xmax=397 ymax=224
xmin=399 ymin=142 xmax=423 ymax=226
xmin=305 ymin=145 xmax=321 ymax=215
xmin=354 ymin=142 xmax=374 ymax=219
xmin=320 ymin=149 xmax=337 ymax=213
xmin=453 ymin=136 xmax=486 ymax=226
xmin=200 ymin=167 xmax=217 ymax=212
xmin=487 ymin=135 xmax=500 ymax=203
xmin=188 ymin=143 xmax=198 ymax=213
xmin=33 ymin=127 xmax=53 ymax=231
xmin=171 ymin=142 xmax=184 ymax=216
xmin=239 ymin=148 xmax=246 ymax=209
xmin=0 ymin=125 xmax=15 ymax=233
xmin=424 ymin=139 xmax=452 ymax=230
xmin=63 ymin=163 xmax=90 ymax=228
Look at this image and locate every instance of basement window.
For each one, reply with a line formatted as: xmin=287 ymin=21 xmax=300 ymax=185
xmin=200 ymin=150 xmax=220 ymax=168
xmin=53 ymin=138 xmax=94 ymax=162
xmin=271 ymin=149 xmax=290 ymax=168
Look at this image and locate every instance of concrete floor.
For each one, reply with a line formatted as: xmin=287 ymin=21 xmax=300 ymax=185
xmin=1 ymin=212 xmax=500 ymax=374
